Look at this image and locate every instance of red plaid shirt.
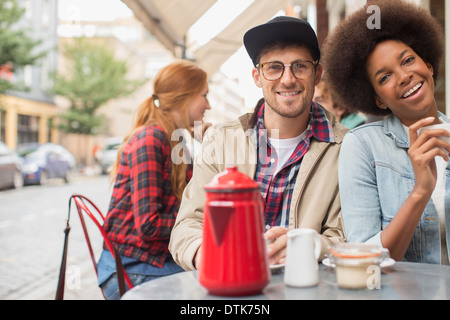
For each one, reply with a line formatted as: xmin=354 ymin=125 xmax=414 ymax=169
xmin=103 ymin=125 xmax=192 ymax=267
xmin=255 ymin=102 xmax=335 ymax=228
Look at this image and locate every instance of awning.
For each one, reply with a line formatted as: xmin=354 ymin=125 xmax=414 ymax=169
xmin=122 ymin=0 xmax=217 ymax=55
xmin=122 ymin=0 xmax=290 ymax=75
xmin=194 ymin=0 xmax=289 ymax=75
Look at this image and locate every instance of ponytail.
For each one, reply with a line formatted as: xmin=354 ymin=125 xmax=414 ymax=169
xmin=110 ymin=60 xmax=207 ymax=200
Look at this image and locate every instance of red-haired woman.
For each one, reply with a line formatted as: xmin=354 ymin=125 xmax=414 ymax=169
xmin=97 ymin=60 xmax=211 ymax=299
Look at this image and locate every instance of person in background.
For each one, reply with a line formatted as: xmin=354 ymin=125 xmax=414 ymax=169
xmin=323 ymin=0 xmax=450 ymax=264
xmin=97 ymin=60 xmax=211 ymax=299
xmin=314 ymin=75 xmax=366 ymax=129
xmin=169 ymin=16 xmax=348 ymax=271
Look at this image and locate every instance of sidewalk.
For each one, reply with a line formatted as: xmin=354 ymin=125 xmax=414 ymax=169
xmin=2 ymin=169 xmax=108 ymax=300
xmin=5 ymin=259 xmax=104 ymax=300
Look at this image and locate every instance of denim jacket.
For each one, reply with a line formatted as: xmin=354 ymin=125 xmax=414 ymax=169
xmin=339 ymin=112 xmax=450 ymax=264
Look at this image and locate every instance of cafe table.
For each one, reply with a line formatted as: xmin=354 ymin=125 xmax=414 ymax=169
xmin=121 ymin=261 xmax=450 ymax=300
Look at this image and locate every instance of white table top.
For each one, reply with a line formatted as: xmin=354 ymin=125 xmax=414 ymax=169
xmin=122 ymin=262 xmax=450 ymax=300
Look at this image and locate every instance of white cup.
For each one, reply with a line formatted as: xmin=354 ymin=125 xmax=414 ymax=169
xmin=417 ymin=123 xmax=450 ymax=145
xmin=284 ymin=228 xmax=321 ymax=287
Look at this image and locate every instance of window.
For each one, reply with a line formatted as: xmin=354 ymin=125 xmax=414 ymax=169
xmin=47 ymin=117 xmax=53 ymax=142
xmin=42 ymin=0 xmax=50 ymax=28
xmin=24 ymin=0 xmax=33 ymax=19
xmin=0 ymin=110 xmax=5 ymax=143
xmin=40 ymin=56 xmax=51 ymax=90
xmin=23 ymin=65 xmax=33 ymax=88
xmin=17 ymin=114 xmax=39 ymax=145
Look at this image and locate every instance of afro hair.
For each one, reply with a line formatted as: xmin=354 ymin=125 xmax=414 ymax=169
xmin=322 ymin=0 xmax=445 ymax=116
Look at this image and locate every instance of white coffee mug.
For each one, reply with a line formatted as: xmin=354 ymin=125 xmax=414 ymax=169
xmin=284 ymin=228 xmax=321 ymax=287
xmin=417 ymin=123 xmax=450 ymax=145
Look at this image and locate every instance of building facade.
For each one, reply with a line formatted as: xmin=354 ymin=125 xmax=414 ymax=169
xmin=57 ymin=11 xmax=246 ymax=164
xmin=0 ymin=0 xmax=59 ymax=149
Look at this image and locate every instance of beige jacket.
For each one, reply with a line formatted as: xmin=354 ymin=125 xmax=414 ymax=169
xmin=169 ymin=109 xmax=348 ymax=270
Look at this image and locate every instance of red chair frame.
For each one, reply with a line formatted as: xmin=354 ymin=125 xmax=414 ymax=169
xmin=56 ymin=194 xmax=133 ymax=299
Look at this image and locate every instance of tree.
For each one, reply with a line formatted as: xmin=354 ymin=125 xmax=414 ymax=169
xmin=0 ymin=0 xmax=45 ymax=93
xmin=53 ymin=37 xmax=145 ymax=135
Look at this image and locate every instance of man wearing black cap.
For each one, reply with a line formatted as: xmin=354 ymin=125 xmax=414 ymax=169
xmin=170 ymin=16 xmax=348 ymax=271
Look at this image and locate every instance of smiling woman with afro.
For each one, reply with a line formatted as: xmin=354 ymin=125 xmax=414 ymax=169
xmin=322 ymin=0 xmax=444 ymax=116
xmin=322 ymin=0 xmax=450 ymax=265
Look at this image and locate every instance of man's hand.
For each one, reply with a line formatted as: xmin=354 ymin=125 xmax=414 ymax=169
xmin=264 ymin=226 xmax=289 ymax=265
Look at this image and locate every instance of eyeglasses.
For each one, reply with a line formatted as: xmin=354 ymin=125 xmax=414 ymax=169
xmin=256 ymin=59 xmax=319 ymax=81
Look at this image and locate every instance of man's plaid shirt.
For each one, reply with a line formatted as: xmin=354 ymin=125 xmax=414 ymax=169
xmin=254 ymin=102 xmax=335 ymax=228
xmin=103 ymin=125 xmax=192 ymax=267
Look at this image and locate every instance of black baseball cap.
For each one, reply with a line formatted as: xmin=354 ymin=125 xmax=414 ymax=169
xmin=243 ymin=16 xmax=320 ymax=66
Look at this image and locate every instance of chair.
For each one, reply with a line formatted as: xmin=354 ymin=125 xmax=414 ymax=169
xmin=55 ymin=194 xmax=133 ymax=300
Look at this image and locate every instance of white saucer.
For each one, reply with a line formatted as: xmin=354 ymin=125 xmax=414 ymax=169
xmin=269 ymin=263 xmax=285 ymax=270
xmin=322 ymin=257 xmax=395 ymax=269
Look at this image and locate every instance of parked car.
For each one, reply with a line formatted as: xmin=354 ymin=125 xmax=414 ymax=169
xmin=0 ymin=142 xmax=24 ymax=190
xmin=98 ymin=137 xmax=122 ymax=174
xmin=16 ymin=143 xmax=76 ymax=185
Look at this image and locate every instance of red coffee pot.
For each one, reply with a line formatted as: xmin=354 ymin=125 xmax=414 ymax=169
xmin=199 ymin=166 xmax=270 ymax=296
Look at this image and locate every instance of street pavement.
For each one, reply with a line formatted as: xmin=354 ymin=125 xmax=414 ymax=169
xmin=1 ymin=169 xmax=110 ymax=300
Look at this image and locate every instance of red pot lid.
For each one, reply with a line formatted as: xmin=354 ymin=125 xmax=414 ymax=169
xmin=204 ymin=166 xmax=260 ymax=192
